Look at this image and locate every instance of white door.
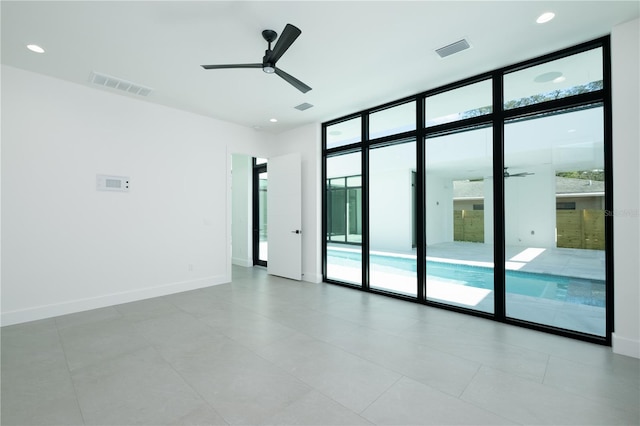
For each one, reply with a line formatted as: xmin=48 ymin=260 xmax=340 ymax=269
xmin=267 ymin=152 xmax=302 ymax=280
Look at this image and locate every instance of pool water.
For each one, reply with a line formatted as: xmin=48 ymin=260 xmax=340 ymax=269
xmin=327 ymin=249 xmax=605 ymax=307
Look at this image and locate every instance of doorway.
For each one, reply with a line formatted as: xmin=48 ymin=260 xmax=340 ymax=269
xmin=253 ymin=158 xmax=268 ymax=267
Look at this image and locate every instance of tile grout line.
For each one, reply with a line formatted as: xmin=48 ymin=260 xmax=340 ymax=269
xmin=54 ymin=322 xmax=88 ymax=426
xmin=357 ymin=373 xmax=405 ymax=419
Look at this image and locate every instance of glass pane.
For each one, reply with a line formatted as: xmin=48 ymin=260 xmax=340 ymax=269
xmin=425 ymin=80 xmax=492 ymax=127
xmin=258 ymin=171 xmax=268 ymax=262
xmin=326 ymin=117 xmax=361 ymax=149
xmin=370 ymin=101 xmax=416 ymax=139
xmin=347 ymin=176 xmax=361 ymax=187
xmin=326 ymin=152 xmax=362 ymax=284
xmin=504 ymin=105 xmax=606 ymax=336
xmin=369 ymin=141 xmax=417 ymax=296
xmin=425 ymin=127 xmax=494 ymax=313
xmin=504 ymin=48 xmax=603 ymax=109
xmin=255 ymin=157 xmax=267 ymax=165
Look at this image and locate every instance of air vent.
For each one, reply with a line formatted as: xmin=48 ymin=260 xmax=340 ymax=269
xmin=89 ymin=71 xmax=153 ymax=97
xmin=435 ymin=39 xmax=471 ymax=58
xmin=294 ymin=102 xmax=314 ymax=111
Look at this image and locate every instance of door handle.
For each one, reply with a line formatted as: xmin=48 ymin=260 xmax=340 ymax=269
xmin=291 ymin=230 xmax=302 ymax=234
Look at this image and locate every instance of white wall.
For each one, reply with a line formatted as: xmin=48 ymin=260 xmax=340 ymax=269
xmin=370 ymin=169 xmax=414 ymax=252
xmin=1 ymin=65 xmax=264 ymax=325
xmin=231 ymin=155 xmax=253 ymax=267
xmin=612 ymin=18 xmax=640 ymax=358
xmin=270 ymin=123 xmax=322 ymax=282
xmin=504 ymin=167 xmax=556 ymax=248
xmin=425 ymin=174 xmax=454 ymax=245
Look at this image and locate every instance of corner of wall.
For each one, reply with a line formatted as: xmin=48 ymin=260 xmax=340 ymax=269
xmin=611 ymin=17 xmax=640 ymax=359
xmin=612 ymin=333 xmax=640 ymax=359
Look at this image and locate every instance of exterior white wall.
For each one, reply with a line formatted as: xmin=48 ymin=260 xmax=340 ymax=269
xmin=425 ymin=175 xmax=454 ymax=245
xmin=612 ymin=18 xmax=640 ymax=358
xmin=0 ymin=65 xmax=264 ymax=325
xmin=504 ymin=168 xmax=556 ymax=248
xmin=231 ymin=155 xmax=253 ymax=267
xmin=270 ymin=123 xmax=322 ymax=283
xmin=370 ymin=169 xmax=414 ymax=252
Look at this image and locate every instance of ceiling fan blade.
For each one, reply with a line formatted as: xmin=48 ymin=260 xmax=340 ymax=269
xmin=201 ymin=63 xmax=262 ymax=70
xmin=274 ymin=67 xmax=312 ymax=93
xmin=267 ymin=24 xmax=301 ymax=63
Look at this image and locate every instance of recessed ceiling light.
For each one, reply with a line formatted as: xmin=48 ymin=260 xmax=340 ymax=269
xmin=536 ymin=12 xmax=555 ymax=24
xmin=269 ymin=118 xmax=278 ymax=123
xmin=26 ymin=44 xmax=45 ymax=53
xmin=534 ymin=71 xmax=563 ymax=83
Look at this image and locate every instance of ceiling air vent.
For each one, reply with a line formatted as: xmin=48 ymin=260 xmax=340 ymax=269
xmin=89 ymin=71 xmax=153 ymax=97
xmin=294 ymin=102 xmax=314 ymax=111
xmin=435 ymin=39 xmax=471 ymax=58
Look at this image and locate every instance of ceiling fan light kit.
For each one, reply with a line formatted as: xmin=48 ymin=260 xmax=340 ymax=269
xmin=201 ymin=24 xmax=312 ymax=93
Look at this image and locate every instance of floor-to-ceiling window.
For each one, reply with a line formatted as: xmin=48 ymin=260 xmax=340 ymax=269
xmin=326 ymin=151 xmax=362 ymax=285
xmin=322 ymin=38 xmax=611 ymax=344
xmin=424 ymin=79 xmax=495 ymax=313
xmin=503 ymin=106 xmax=606 ymax=336
xmin=369 ymin=139 xmax=417 ymax=296
xmin=502 ymin=46 xmax=607 ymax=337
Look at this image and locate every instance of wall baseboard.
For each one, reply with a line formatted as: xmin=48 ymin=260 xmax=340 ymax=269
xmin=303 ymin=272 xmax=323 ymax=283
xmin=612 ymin=333 xmax=640 ymax=359
xmin=0 ymin=275 xmax=228 ymax=327
xmin=232 ymin=257 xmax=253 ymax=267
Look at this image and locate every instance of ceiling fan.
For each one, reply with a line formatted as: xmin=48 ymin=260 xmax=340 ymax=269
xmin=484 ymin=167 xmax=535 ymax=179
xmin=201 ymin=24 xmax=312 ymax=94
xmin=503 ymin=167 xmax=534 ymax=178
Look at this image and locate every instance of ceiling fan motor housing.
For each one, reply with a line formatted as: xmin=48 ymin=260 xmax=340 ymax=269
xmin=262 ymin=51 xmax=276 ymax=73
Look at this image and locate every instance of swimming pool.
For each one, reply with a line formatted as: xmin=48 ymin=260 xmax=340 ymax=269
xmin=327 ymin=248 xmax=605 ymax=307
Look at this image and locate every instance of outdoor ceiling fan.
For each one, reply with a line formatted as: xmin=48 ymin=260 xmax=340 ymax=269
xmin=201 ymin=23 xmax=312 ymax=93
xmin=485 ymin=167 xmax=535 ymax=179
xmin=503 ymin=167 xmax=534 ymax=178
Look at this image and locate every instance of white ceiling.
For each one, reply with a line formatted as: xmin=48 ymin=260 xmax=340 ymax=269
xmin=2 ymin=1 xmax=638 ymax=134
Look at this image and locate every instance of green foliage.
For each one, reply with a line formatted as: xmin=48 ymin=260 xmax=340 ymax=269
xmin=457 ymin=81 xmax=603 ymax=121
xmin=504 ymin=80 xmax=604 ymax=109
xmin=556 ymin=170 xmax=605 ymax=181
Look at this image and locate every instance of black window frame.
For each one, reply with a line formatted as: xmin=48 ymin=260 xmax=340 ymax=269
xmin=321 ymin=36 xmax=613 ymax=346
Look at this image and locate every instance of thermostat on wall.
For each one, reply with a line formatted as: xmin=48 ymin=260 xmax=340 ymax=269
xmin=96 ymin=175 xmax=130 ymax=192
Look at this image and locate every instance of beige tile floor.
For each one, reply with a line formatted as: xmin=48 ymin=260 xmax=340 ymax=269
xmin=2 ymin=265 xmax=638 ymax=425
